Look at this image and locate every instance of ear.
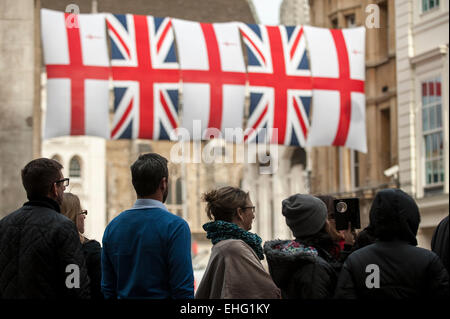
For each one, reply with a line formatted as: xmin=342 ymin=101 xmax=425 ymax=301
xmin=160 ymin=177 xmax=168 ymax=191
xmin=236 ymin=207 xmax=244 ymax=221
xmin=48 ymin=183 xmax=57 ymax=199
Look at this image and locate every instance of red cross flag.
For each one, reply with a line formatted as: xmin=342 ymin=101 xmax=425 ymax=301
xmin=304 ymin=26 xmax=367 ymax=153
xmin=41 ymin=9 xmax=110 ymax=139
xmin=172 ymin=19 xmax=246 ymax=142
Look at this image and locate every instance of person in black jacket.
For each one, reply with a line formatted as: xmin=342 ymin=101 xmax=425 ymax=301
xmin=264 ymin=194 xmax=341 ymax=299
xmin=0 ymin=158 xmax=90 ymax=299
xmin=61 ymin=192 xmax=102 ymax=299
xmin=431 ymin=215 xmax=449 ymax=275
xmin=334 ymin=188 xmax=449 ymax=299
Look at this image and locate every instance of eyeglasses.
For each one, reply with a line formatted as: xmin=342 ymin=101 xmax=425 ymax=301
xmin=79 ymin=210 xmax=88 ymax=216
xmin=242 ymin=206 xmax=256 ymax=213
xmin=54 ymin=178 xmax=70 ymax=187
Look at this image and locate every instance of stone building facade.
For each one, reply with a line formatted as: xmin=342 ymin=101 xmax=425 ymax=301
xmin=0 ymin=0 xmax=39 ymax=218
xmin=280 ymin=0 xmax=310 ymax=26
xmin=307 ymin=0 xmax=399 ymax=232
xmin=394 ymin=0 xmax=449 ymax=248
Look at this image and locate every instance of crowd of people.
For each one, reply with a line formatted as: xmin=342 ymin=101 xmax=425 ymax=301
xmin=0 ymin=153 xmax=448 ymax=299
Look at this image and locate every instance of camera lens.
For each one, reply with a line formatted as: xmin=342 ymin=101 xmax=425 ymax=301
xmin=336 ymin=201 xmax=347 ymax=213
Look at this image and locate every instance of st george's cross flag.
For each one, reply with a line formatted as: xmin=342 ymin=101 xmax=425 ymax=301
xmin=172 ymin=19 xmax=247 ymax=142
xmin=239 ymin=24 xmax=312 ymax=146
xmin=303 ymin=26 xmax=367 ymax=153
xmin=41 ymin=9 xmax=110 ymax=139
xmin=107 ymin=14 xmax=180 ymax=140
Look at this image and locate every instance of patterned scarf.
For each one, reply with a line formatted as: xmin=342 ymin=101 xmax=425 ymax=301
xmin=203 ymin=220 xmax=265 ymax=260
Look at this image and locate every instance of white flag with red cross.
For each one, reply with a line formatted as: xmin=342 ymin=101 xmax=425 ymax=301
xmin=172 ymin=19 xmax=247 ymax=142
xmin=41 ymin=8 xmax=110 ymax=139
xmin=304 ymin=26 xmax=367 ymax=153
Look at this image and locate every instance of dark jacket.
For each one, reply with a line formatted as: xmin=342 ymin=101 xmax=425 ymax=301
xmin=335 ymin=189 xmax=449 ymax=299
xmin=82 ymin=239 xmax=103 ymax=299
xmin=264 ymin=239 xmax=339 ymax=299
xmin=0 ymin=198 xmax=90 ymax=299
xmin=431 ymin=216 xmax=449 ymax=275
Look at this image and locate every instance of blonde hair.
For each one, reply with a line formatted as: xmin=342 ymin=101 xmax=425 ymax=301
xmin=61 ymin=192 xmax=80 ymax=225
xmin=60 ymin=193 xmax=86 ymax=243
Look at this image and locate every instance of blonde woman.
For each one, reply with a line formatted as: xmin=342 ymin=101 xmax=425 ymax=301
xmin=61 ymin=193 xmax=103 ymax=299
xmin=195 ymin=186 xmax=280 ymax=299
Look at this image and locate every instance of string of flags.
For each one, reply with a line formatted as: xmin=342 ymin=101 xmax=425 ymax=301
xmin=41 ymin=8 xmax=367 ymax=153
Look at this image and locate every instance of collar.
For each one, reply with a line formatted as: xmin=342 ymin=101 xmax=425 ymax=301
xmin=24 ymin=196 xmax=61 ymax=213
xmin=133 ymin=198 xmax=168 ymax=211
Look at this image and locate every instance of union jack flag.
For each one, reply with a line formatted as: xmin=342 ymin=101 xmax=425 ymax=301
xmin=107 ymin=14 xmax=180 ymax=140
xmin=240 ymin=24 xmax=312 ymax=146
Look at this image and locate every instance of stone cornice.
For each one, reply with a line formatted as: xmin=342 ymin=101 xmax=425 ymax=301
xmin=410 ymin=44 xmax=448 ymax=65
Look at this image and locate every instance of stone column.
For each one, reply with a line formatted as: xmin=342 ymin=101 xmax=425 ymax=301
xmin=0 ymin=0 xmax=36 ymax=217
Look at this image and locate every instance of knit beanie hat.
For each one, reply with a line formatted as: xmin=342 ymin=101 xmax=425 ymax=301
xmin=282 ymin=194 xmax=328 ymax=238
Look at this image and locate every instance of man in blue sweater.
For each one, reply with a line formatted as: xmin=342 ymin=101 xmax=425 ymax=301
xmin=101 ymin=153 xmax=194 ymax=299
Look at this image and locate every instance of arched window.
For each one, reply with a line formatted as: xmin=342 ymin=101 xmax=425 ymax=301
xmin=69 ymin=156 xmax=81 ymax=178
xmin=290 ymin=147 xmax=307 ymax=168
xmin=176 ymin=178 xmax=182 ymax=205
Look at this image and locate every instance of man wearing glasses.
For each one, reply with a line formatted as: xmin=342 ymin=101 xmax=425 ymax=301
xmin=0 ymin=158 xmax=90 ymax=299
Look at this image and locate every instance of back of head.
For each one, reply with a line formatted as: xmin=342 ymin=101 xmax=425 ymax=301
xmin=369 ymin=188 xmax=420 ymax=245
xmin=130 ymin=153 xmax=168 ymax=197
xmin=202 ymin=186 xmax=249 ymax=222
xmin=60 ymin=192 xmax=81 ymax=224
xmin=282 ymin=194 xmax=328 ymax=239
xmin=316 ymin=195 xmax=336 ymax=219
xmin=21 ymin=158 xmax=63 ymax=200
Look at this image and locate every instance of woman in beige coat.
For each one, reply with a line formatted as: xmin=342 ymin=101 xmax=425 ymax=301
xmin=195 ymin=186 xmax=281 ymax=299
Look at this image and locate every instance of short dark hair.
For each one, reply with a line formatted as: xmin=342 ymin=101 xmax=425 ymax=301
xmin=21 ymin=158 xmax=63 ymax=199
xmin=130 ymin=153 xmax=168 ymax=197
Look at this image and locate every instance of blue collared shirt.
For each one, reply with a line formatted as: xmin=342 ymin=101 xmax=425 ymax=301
xmin=132 ymin=198 xmax=168 ymax=211
xmin=101 ymin=199 xmax=194 ymax=299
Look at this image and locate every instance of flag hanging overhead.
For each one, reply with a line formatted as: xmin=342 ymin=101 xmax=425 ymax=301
xmin=107 ymin=14 xmax=180 ymax=140
xmin=41 ymin=8 xmax=110 ymax=139
xmin=303 ymin=26 xmax=367 ymax=153
xmin=40 ymin=9 xmax=367 ymax=152
xmin=240 ymin=24 xmax=312 ymax=146
xmin=172 ymin=19 xmax=246 ymax=142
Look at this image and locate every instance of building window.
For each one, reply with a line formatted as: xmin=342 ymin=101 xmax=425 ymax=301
xmin=176 ymin=178 xmax=183 ymax=205
xmin=290 ymin=147 xmax=307 ymax=168
xmin=166 ymin=175 xmax=184 ymax=216
xmin=422 ymin=0 xmax=440 ymax=13
xmin=422 ymin=77 xmax=443 ymax=194
xmin=331 ymin=17 xmax=338 ymax=28
xmin=69 ymin=157 xmax=81 ymax=178
xmin=352 ymin=151 xmax=360 ymax=189
xmin=345 ymin=14 xmax=356 ymax=28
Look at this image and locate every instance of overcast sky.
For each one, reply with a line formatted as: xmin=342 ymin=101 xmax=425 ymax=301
xmin=251 ymin=0 xmax=283 ymax=25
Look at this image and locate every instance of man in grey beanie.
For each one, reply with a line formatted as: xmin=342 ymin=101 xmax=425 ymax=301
xmin=264 ymin=193 xmax=340 ymax=299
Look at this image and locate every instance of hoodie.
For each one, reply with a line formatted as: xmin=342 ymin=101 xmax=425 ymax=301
xmin=264 ymin=240 xmax=339 ymax=299
xmin=334 ymin=189 xmax=449 ymax=299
